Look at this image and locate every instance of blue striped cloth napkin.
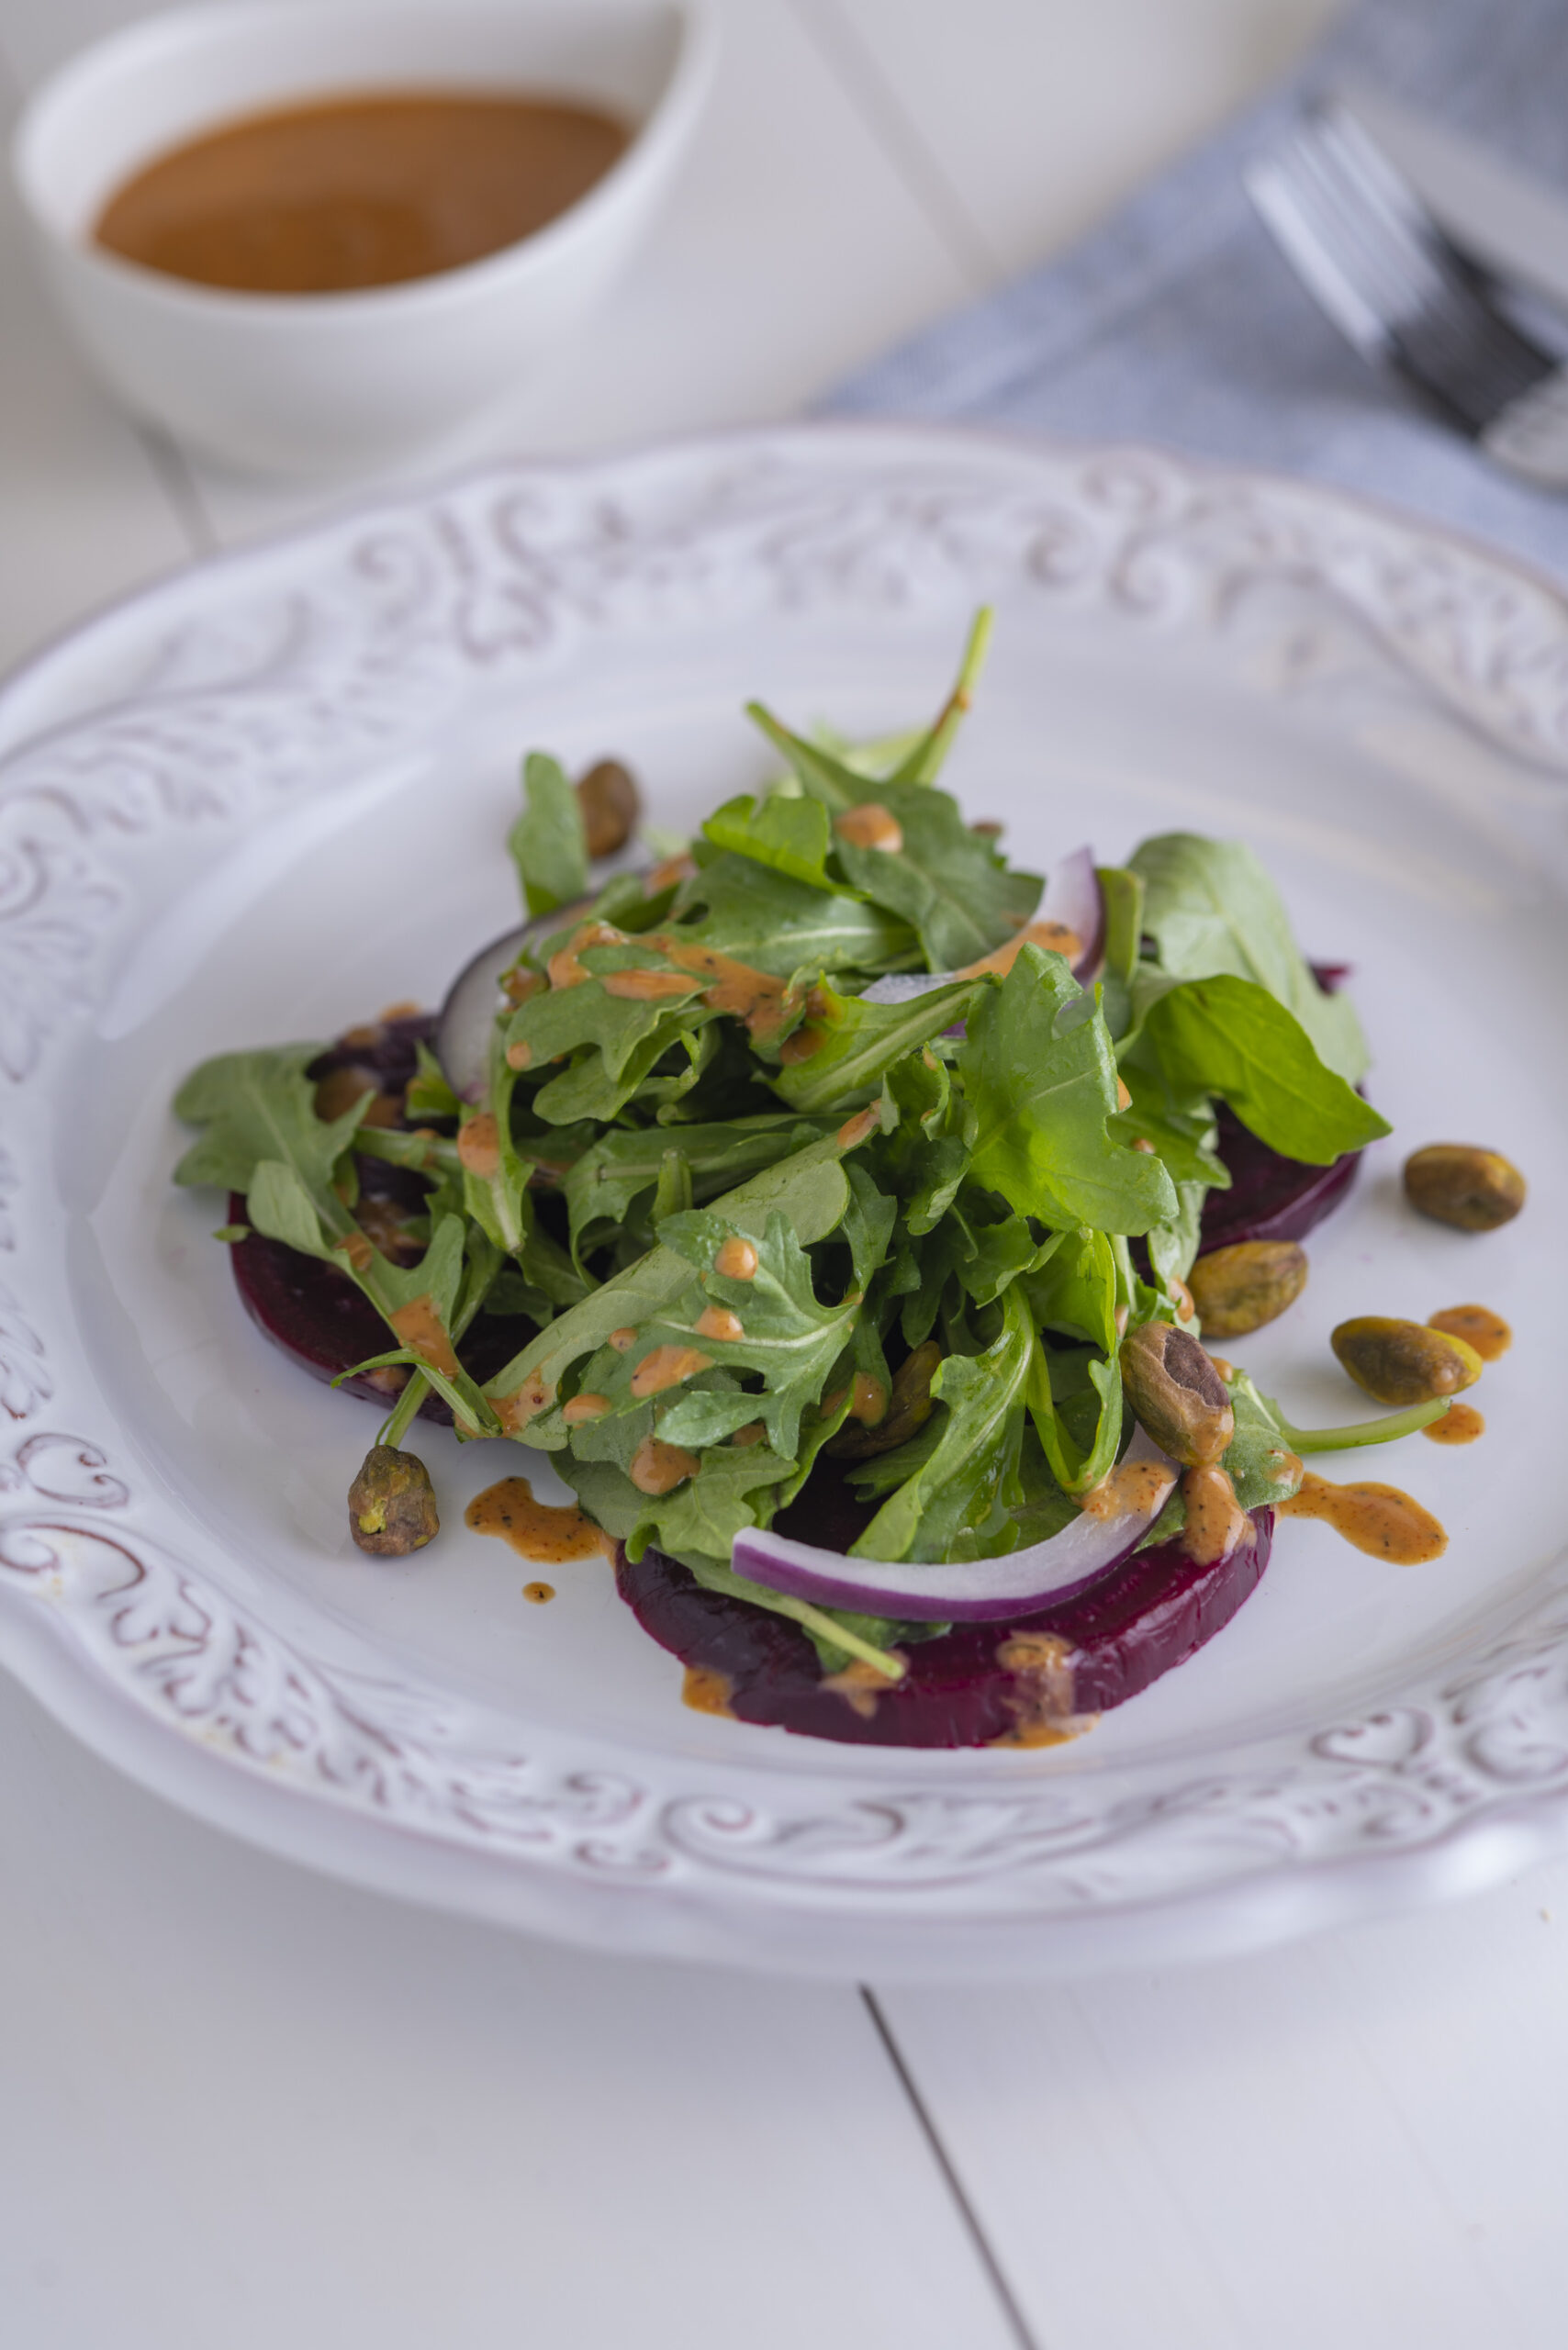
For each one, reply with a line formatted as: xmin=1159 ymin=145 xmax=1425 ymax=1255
xmin=828 ymin=0 xmax=1568 ymax=579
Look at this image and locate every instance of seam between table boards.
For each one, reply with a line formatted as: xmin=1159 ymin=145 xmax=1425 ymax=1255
xmin=783 ymin=0 xmax=1002 ymax=287
xmin=859 ymin=1985 xmax=1041 ymax=2350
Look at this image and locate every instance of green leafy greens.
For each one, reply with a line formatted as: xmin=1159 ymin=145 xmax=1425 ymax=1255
xmin=172 ymin=615 xmax=1433 ymax=1708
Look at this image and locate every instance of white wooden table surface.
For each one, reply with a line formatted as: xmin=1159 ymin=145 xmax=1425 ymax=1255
xmin=6 ymin=6 xmax=1568 ymax=2344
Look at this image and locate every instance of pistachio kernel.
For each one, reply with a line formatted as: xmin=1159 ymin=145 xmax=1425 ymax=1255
xmin=1187 ymin=1240 xmax=1309 ymax=1338
xmin=1118 ymin=1322 xmax=1234 ymax=1469
xmin=1330 ymin=1315 xmax=1484 ymax=1406
xmin=1403 ymin=1144 xmax=1526 ymax=1232
xmin=347 ymin=1444 xmax=439 ymax=1557
xmin=575 ymin=758 xmax=641 ymax=861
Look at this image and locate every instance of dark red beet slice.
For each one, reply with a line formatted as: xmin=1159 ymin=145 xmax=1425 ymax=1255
xmin=1197 ymin=1103 xmax=1360 ymax=1255
xmin=616 ymin=1511 xmax=1272 ymax=1748
xmin=229 ymin=1201 xmax=429 ymax=1414
xmin=226 ymin=1010 xmax=531 ymax=1423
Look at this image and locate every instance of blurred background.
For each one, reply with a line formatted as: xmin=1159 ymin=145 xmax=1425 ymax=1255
xmin=0 ymin=0 xmax=1345 ymax=671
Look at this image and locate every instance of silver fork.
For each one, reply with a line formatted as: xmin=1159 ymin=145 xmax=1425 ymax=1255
xmin=1246 ymin=100 xmax=1568 ymax=489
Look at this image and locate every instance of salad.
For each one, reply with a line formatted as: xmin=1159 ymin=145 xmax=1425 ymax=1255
xmin=173 ymin=615 xmax=1486 ymax=1749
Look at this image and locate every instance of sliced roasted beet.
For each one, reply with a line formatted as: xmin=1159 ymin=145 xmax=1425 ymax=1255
xmin=228 ymin=1194 xmax=525 ymax=1421
xmin=226 ymin=1008 xmax=532 ymax=1422
xmin=1198 ymin=1104 xmax=1360 ymax=1255
xmin=229 ymin=1199 xmax=426 ymax=1414
xmin=616 ymin=1509 xmax=1272 ymax=1748
xmin=308 ymin=1009 xmax=438 ymax=1092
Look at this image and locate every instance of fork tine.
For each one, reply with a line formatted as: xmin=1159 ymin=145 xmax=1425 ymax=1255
xmin=1309 ymin=104 xmax=1439 ymax=252
xmin=1257 ymin=136 xmax=1433 ymax=364
xmin=1245 ymin=158 xmax=1391 ymax=360
xmin=1249 ymin=103 xmax=1557 ymax=435
xmin=1282 ymin=126 xmax=1444 ymax=322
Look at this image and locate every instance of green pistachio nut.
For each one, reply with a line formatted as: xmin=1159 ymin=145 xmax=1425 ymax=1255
xmin=1330 ymin=1316 xmax=1484 ymax=1407
xmin=1403 ymin=1143 xmax=1525 ymax=1232
xmin=347 ymin=1444 xmax=440 ymax=1557
xmin=1119 ymin=1321 xmax=1234 ymax=1468
xmin=576 ymin=759 xmax=641 ymax=861
xmin=1187 ymin=1240 xmax=1308 ymax=1337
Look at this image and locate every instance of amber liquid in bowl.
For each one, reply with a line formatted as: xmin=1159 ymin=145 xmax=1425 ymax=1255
xmin=94 ymin=91 xmax=631 ymax=295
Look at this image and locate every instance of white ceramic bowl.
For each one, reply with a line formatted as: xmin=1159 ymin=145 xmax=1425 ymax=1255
xmin=11 ymin=0 xmax=715 ymax=476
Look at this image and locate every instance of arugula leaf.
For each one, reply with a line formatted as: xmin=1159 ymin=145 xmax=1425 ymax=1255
xmin=554 ymin=1453 xmax=646 ymax=1541
xmin=1094 ymin=865 xmax=1145 ymax=1040
xmin=503 ymin=942 xmax=708 ymax=1128
xmin=830 ymin=782 xmax=1041 ymax=971
xmin=841 ymin=1160 xmax=898 ymax=1293
xmin=1221 ymin=1373 xmax=1310 ymax=1503
xmin=594 ymin=1210 xmax=859 ymax=1460
xmin=1106 ymin=1059 xmax=1229 ymax=1189
xmin=743 ymin=707 xmax=868 ymax=816
xmin=459 ymin=1028 xmax=534 ymax=1258
xmin=1141 ymin=976 xmax=1391 ymax=1164
xmin=242 ymin=1156 xmax=484 ymax=1425
xmin=174 ymin=1052 xmax=484 ymax=1414
xmin=961 ymin=946 xmax=1178 ymax=1235
xmin=881 ymin=1047 xmax=973 ymax=1235
xmin=510 ymin=751 xmax=588 ymax=919
xmin=515 ymin=1221 xmax=591 ymax=1316
xmin=359 ymin=1210 xmax=469 ymax=1338
xmin=245 ymin=1158 xmax=338 ymax=1259
xmin=1007 ymin=1424 xmax=1086 ymax=1546
xmin=565 ymin=1117 xmax=828 ymax=1268
xmin=1024 ymin=1333 xmax=1122 ymax=1498
xmin=1098 ymin=866 xmax=1146 ymax=988
xmin=333 ymin=1342 xmax=500 ymax=1438
xmin=747 ymin=705 xmax=1041 ymax=969
xmin=626 ymin=1445 xmax=795 ymax=1566
xmin=173 ymin=1046 xmax=365 ymax=1209
xmin=772 ymin=977 xmax=982 ymax=1113
xmin=1146 ymin=1179 xmax=1207 ymax=1291
xmin=1236 ymin=1365 xmax=1454 ymax=1456
xmin=851 ymin=1285 xmax=1034 ymax=1563
xmin=1026 ymin=1227 xmax=1119 ymax=1353
xmin=673 ymin=852 xmax=915 ymax=978
xmin=700 ymin=790 xmax=844 ymax=893
xmin=509 ymin=955 xmax=702 ymax=1064
xmin=845 ymin=1413 xmax=946 ymax=1503
xmin=1130 ymin=833 xmax=1369 ymax=1083
xmin=906 ymin=1188 xmax=1056 ymax=1318
xmin=486 ymin=1133 xmax=860 ymax=1434
xmin=405 ymin=1043 xmax=460 ymax=1121
xmin=884 ymin=607 xmax=993 ymax=787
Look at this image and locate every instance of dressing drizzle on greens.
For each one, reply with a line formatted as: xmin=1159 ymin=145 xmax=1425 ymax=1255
xmin=174 ymin=614 xmax=1419 ymax=1685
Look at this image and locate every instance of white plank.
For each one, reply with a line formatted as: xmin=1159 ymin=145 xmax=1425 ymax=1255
xmin=802 ymin=0 xmax=1348 ymax=282
xmin=879 ymin=1859 xmax=1568 ymax=2350
xmin=0 ymin=40 xmax=197 ymax=674
xmin=0 ymin=1675 xmax=1019 ymax=2350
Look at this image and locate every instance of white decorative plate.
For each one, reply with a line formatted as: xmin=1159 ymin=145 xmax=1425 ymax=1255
xmin=3 ymin=424 xmax=1566 ymax=1980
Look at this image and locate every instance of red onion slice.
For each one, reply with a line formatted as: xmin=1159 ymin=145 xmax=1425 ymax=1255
xmin=436 ymin=922 xmax=534 ymax=1102
xmin=860 ymin=845 xmax=1104 ymax=1013
xmin=1037 ymin=845 xmax=1105 ymax=984
xmin=731 ymin=1427 xmax=1178 ymax=1621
